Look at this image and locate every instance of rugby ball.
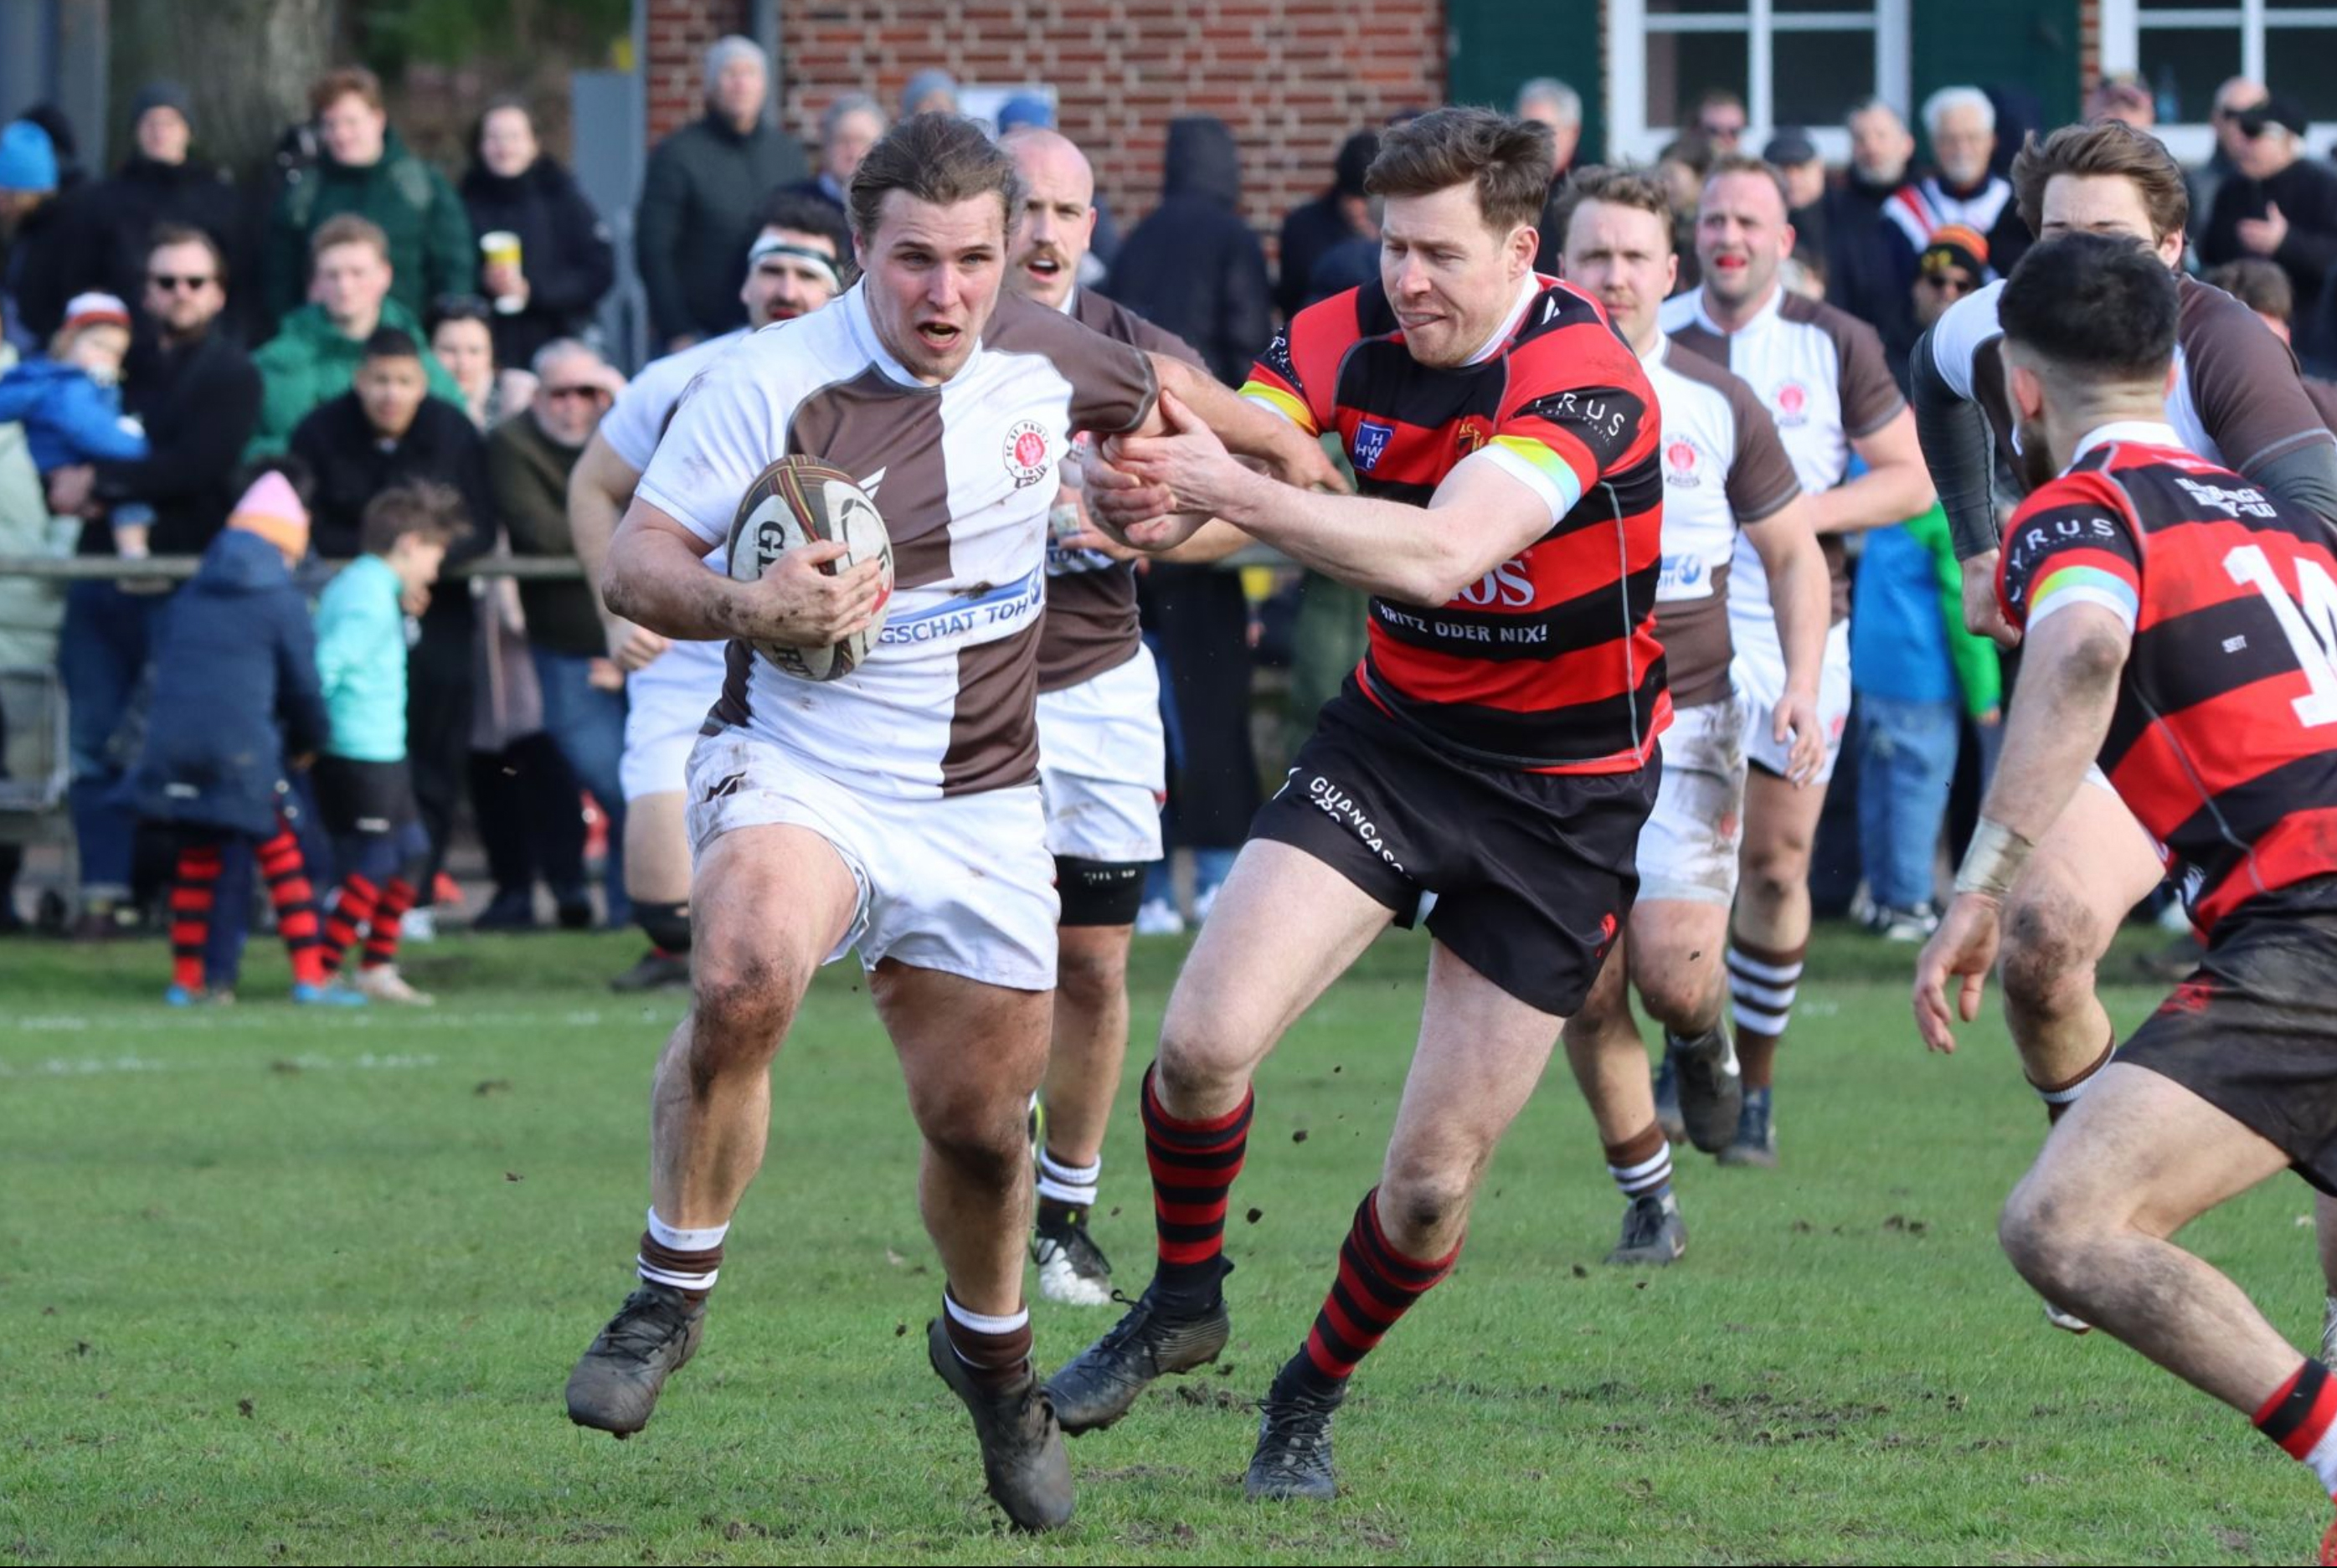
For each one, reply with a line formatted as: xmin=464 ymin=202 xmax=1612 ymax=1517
xmin=725 ymin=455 xmax=895 ymax=681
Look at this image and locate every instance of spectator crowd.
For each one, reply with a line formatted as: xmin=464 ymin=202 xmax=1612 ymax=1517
xmin=0 ymin=39 xmax=2322 ymax=988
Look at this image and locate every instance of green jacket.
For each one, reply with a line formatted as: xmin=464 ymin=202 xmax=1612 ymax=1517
xmin=261 ymin=128 xmax=475 ymax=327
xmin=485 ymin=412 xmax=600 ymax=657
xmin=1906 ymin=502 xmax=2004 ymax=719
xmin=313 ymin=554 xmax=409 ymax=763
xmin=245 ymin=296 xmax=464 ymax=460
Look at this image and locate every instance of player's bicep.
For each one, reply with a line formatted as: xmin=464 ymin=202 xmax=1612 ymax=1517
xmin=1743 ymin=491 xmax=1821 ymax=576
xmin=1848 ymin=404 xmax=1923 ymax=474
xmin=2020 ymin=599 xmax=2134 ymax=685
xmin=1429 ymin=454 xmax=1567 ymax=569
xmin=634 ymin=359 xmax=776 ymax=547
xmin=1474 ymin=382 xmax=1645 ymax=530
xmin=1996 ymin=498 xmax=2144 ymax=635
xmin=613 ymin=496 xmax=717 ymax=561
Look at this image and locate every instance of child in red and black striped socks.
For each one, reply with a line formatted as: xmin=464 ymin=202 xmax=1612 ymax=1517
xmin=311 ymin=482 xmax=469 ymax=1005
xmin=128 ymin=471 xmax=358 ymax=1005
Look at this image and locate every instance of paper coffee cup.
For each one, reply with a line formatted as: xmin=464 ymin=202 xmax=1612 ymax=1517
xmin=481 ymin=230 xmax=522 ymax=269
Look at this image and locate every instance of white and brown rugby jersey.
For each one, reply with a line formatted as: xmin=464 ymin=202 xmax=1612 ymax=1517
xmin=1660 ymin=284 xmax=1905 ymax=632
xmin=1928 ymin=272 xmax=2334 ymax=501
xmin=638 ymin=284 xmax=1158 ymax=799
xmin=1641 ymin=333 xmax=1804 ymax=707
xmin=1037 ymin=288 xmax=1205 ymax=694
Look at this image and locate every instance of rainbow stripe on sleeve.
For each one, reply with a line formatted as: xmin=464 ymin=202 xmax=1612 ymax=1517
xmin=2026 ymin=559 xmax=2140 ymax=630
xmin=1239 ymin=378 xmax=1318 ymax=436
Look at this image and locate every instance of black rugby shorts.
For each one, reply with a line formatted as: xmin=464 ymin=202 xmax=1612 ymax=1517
xmin=1249 ymin=688 xmax=1657 ymax=1017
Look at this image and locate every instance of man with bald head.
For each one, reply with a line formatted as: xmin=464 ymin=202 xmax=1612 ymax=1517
xmin=1002 ymin=126 xmax=1221 ymax=1308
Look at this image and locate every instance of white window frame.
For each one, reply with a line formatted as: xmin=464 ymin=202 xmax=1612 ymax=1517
xmin=2099 ymin=0 xmax=2337 ymax=165
xmin=1607 ymin=0 xmax=1912 ymax=166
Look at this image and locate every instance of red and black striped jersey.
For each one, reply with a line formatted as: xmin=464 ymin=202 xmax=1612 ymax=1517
xmin=1998 ymin=423 xmax=2337 ymax=931
xmin=1241 ymin=275 xmax=1668 ymax=774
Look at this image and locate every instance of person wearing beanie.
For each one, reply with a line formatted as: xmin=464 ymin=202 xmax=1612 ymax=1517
xmin=995 ymin=93 xmax=1053 ymax=135
xmin=1276 ymin=128 xmax=1379 ymax=321
xmin=902 ymin=69 xmax=960 ymax=118
xmin=0 ymin=119 xmax=56 ymax=198
xmin=127 ymin=466 xmax=353 ymax=1005
xmin=0 ymin=118 xmax=69 ymax=350
xmin=1916 ymin=224 xmax=1993 ymax=301
xmin=635 ymin=35 xmax=806 ymax=350
xmin=0 ymin=290 xmax=149 ymax=474
xmin=52 ymin=80 xmax=247 ymax=336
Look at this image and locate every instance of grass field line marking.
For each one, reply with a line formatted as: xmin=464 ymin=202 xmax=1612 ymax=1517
xmin=10 ymin=1006 xmax=653 ymax=1037
xmin=0 ymin=1050 xmax=443 ymax=1077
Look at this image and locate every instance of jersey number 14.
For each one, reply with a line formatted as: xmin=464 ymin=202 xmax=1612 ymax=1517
xmin=2226 ymin=543 xmax=2337 ymax=727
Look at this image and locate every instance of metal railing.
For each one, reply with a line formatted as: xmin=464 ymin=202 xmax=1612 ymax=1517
xmin=0 ymin=556 xmax=593 ymax=582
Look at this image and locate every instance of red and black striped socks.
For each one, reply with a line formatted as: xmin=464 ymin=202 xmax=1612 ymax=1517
xmin=1284 ymin=1188 xmax=1459 ymax=1397
xmin=322 ymin=874 xmax=415 ymax=976
xmin=2257 ymin=1358 xmax=2337 ymax=1495
xmin=256 ymin=824 xmax=326 ymax=988
xmin=363 ymin=877 xmax=416 ymax=970
xmin=1140 ymin=1064 xmax=1251 ymax=1312
xmin=322 ymin=873 xmax=378 ymax=976
xmin=168 ymin=841 xmax=224 ymax=991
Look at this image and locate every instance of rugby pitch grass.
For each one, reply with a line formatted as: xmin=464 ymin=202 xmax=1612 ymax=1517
xmin=0 ymin=928 xmax=2322 ymax=1564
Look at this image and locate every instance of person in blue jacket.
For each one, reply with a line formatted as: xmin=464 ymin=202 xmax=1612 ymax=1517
xmin=126 ymin=470 xmax=355 ymax=1005
xmin=0 ymin=291 xmax=150 ymax=490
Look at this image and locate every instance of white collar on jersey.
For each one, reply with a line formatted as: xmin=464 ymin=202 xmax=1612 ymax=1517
xmin=1687 ymin=279 xmax=1783 ymax=337
xmin=1634 ymin=330 xmax=1671 ymax=370
xmin=1460 ymin=275 xmax=1544 ymax=366
xmin=2069 ymin=419 xmax=2182 ymax=470
xmin=1054 ymin=286 xmax=1079 ymax=317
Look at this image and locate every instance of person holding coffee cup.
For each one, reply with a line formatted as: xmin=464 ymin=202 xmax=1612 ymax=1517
xmin=461 ymin=98 xmax=615 ymax=372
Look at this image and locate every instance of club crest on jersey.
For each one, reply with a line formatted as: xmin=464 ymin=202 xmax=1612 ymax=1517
xmin=1353 ymin=419 xmax=1395 ymax=473
xmin=1665 ymin=437 xmax=1701 ymax=488
xmin=1456 ymin=417 xmax=1490 ymax=457
xmin=1003 ymin=419 xmax=1051 ymax=489
xmin=1773 ymin=379 xmax=1809 ymax=427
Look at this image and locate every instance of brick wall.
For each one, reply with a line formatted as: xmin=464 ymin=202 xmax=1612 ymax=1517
xmin=645 ymin=0 xmax=1445 ymax=246
xmin=645 ymin=0 xmax=750 ymax=142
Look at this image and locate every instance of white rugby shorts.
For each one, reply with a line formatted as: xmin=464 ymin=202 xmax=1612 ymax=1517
xmin=1037 ymin=645 xmax=1166 ymax=865
xmin=1637 ymin=696 xmax=1748 ymax=907
xmin=620 ymin=638 xmax=727 ymax=802
xmin=1733 ymin=618 xmax=1853 ymax=784
xmin=684 ymin=730 xmax=1058 ymax=990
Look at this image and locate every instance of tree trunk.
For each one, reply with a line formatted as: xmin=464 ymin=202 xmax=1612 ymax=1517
xmin=109 ymin=0 xmax=337 ymax=179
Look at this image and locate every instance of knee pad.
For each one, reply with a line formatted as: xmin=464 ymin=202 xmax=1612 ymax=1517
xmin=1056 ymin=857 xmax=1147 ymax=928
xmin=635 ymin=900 xmax=692 ymax=954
